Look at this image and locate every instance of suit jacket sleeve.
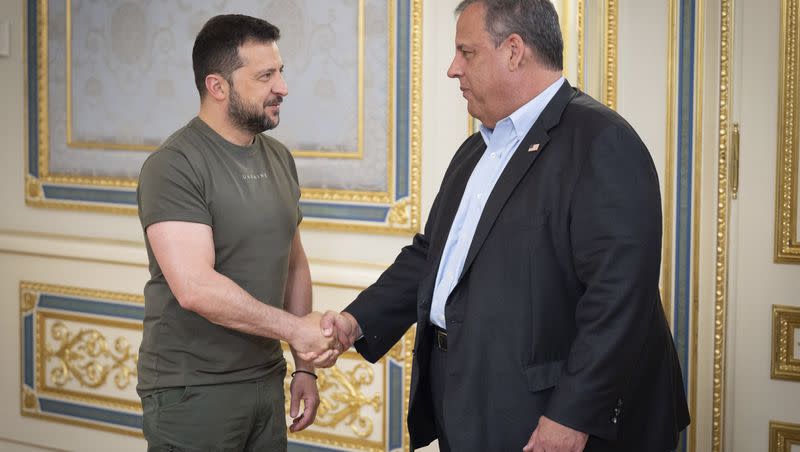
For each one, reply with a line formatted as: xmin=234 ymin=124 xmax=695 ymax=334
xmin=544 ymin=124 xmax=664 ymax=441
xmin=343 ymin=195 xmax=441 ymax=363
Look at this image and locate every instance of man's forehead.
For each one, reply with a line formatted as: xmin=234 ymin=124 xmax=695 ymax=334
xmin=238 ymin=41 xmax=282 ymax=67
xmin=456 ymin=3 xmax=488 ymax=39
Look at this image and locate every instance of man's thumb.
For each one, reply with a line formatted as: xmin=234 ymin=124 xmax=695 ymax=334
xmin=320 ymin=311 xmax=335 ymax=336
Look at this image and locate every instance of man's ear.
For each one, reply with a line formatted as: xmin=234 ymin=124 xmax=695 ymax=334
xmin=205 ymin=74 xmax=228 ymax=101
xmin=506 ymin=33 xmax=526 ymax=71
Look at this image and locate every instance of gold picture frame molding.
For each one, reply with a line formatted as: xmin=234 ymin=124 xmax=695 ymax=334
xmin=771 ymin=304 xmax=800 ymax=381
xmin=770 ymin=421 xmax=800 ymax=452
xmin=64 ymin=0 xmax=369 ymax=160
xmin=776 ymin=0 xmax=800 ymax=263
xmin=26 ymin=0 xmax=422 ymax=235
xmin=20 ymin=280 xmax=416 ymax=450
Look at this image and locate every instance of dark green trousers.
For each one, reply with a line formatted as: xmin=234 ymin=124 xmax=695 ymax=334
xmin=141 ymin=370 xmax=287 ymax=452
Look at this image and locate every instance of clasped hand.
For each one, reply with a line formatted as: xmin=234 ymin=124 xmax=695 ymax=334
xmin=290 ymin=311 xmax=361 ymax=368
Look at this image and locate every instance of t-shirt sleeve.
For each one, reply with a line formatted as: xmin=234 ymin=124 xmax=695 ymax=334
xmin=137 ymin=149 xmax=212 ymax=230
xmin=286 ymin=148 xmax=304 ymax=225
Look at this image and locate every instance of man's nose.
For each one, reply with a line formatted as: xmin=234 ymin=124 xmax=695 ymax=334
xmin=274 ymin=73 xmax=289 ymax=96
xmin=447 ymin=57 xmax=461 ymax=79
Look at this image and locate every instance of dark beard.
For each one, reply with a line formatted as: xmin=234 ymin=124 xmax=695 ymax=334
xmin=228 ymin=87 xmax=280 ymax=134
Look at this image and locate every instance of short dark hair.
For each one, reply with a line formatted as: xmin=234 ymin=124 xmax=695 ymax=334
xmin=455 ymin=0 xmax=563 ymax=71
xmin=192 ymin=14 xmax=281 ymax=98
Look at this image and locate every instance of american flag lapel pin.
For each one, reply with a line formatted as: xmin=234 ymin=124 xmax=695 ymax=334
xmin=528 ymin=143 xmax=540 ymax=152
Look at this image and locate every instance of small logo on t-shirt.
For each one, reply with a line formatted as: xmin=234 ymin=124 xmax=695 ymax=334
xmin=242 ymin=172 xmax=268 ymax=181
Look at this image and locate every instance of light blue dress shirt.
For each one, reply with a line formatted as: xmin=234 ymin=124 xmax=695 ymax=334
xmin=429 ymin=77 xmax=566 ymax=329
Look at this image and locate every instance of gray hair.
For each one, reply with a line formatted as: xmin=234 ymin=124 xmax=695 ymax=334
xmin=455 ymin=0 xmax=563 ymax=71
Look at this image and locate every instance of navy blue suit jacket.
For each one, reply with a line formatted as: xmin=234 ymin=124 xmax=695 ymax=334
xmin=345 ymin=81 xmax=690 ymax=452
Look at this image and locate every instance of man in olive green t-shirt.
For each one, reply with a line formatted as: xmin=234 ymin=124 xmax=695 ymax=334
xmin=136 ymin=15 xmax=339 ymax=451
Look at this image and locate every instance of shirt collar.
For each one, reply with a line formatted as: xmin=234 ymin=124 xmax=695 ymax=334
xmin=479 ymin=76 xmax=566 ymax=145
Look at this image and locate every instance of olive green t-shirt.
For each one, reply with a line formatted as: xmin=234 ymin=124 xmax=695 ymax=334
xmin=136 ymin=117 xmax=301 ymax=392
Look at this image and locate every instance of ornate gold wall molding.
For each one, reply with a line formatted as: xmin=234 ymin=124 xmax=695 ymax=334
xmin=20 ymin=280 xmax=416 ymax=450
xmin=20 ymin=281 xmax=145 ymax=437
xmin=770 ymin=421 xmax=800 ymax=452
xmin=664 ymin=0 xmax=679 ymax=327
xmin=26 ymin=0 xmax=422 ymax=234
xmin=712 ymin=0 xmax=733 ymax=450
xmin=602 ymin=0 xmax=618 ymax=109
xmin=690 ymin=0 xmax=705 ymax=449
xmin=776 ymin=0 xmax=800 ymax=263
xmin=771 ymin=304 xmax=800 ymax=381
xmin=282 ymin=330 xmax=415 ymax=451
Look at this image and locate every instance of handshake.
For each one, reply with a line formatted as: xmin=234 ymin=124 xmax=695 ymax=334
xmin=289 ymin=311 xmax=363 ymax=367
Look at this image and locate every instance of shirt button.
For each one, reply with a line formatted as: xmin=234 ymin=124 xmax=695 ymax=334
xmin=490 ymin=152 xmax=497 ymax=159
xmin=477 ymin=193 xmax=483 ymax=200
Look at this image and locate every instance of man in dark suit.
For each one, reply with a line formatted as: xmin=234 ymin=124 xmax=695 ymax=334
xmin=321 ymin=0 xmax=690 ymax=451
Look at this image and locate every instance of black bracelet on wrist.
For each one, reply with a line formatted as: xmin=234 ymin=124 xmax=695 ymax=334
xmin=291 ymin=370 xmax=318 ymax=380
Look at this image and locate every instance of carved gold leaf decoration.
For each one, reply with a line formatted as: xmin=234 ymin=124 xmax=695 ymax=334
xmin=772 ymin=305 xmax=800 ymax=381
xmin=21 ymin=292 xmax=36 ymax=313
xmin=388 ymin=338 xmax=405 ymax=362
xmin=26 ymin=177 xmax=43 ymax=200
xmin=22 ymin=388 xmax=37 ymax=411
xmin=388 ymin=200 xmax=410 ymax=226
xmin=45 ymin=322 xmax=138 ymax=390
xmin=285 ymin=361 xmax=381 ymax=438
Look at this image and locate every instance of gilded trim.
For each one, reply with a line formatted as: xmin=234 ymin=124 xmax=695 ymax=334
xmin=408 ymin=0 xmax=423 ymax=237
xmin=602 ymin=0 xmax=618 ymax=109
xmin=282 ymin=329 xmax=415 ymax=451
xmin=771 ymin=304 xmax=800 ymax=381
xmin=20 ymin=281 xmax=145 ymax=437
xmin=28 ymin=0 xmax=421 ymax=233
xmin=20 ymin=281 xmax=144 ymax=305
xmin=36 ymin=0 xmax=48 ymax=181
xmin=292 ymin=0 xmax=367 ymax=159
xmin=770 ymin=421 xmax=800 ymax=452
xmin=561 ymin=0 xmax=572 ymax=82
xmin=775 ymin=0 xmax=800 ymax=263
xmin=35 ymin=311 xmax=141 ymax=410
xmin=690 ymin=0 xmax=705 ymax=450
xmin=301 ymin=188 xmax=392 ymax=204
xmin=664 ymin=0 xmax=679 ymax=325
xmin=64 ymin=0 xmax=369 ymax=159
xmin=712 ymin=0 xmax=734 ymax=450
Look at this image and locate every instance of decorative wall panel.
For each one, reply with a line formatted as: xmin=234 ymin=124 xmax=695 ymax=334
xmin=25 ymin=0 xmax=421 ymax=233
xmin=19 ymin=281 xmax=415 ymax=451
xmin=772 ymin=304 xmax=800 ymax=381
xmin=776 ymin=0 xmax=800 ymax=262
xmin=770 ymin=421 xmax=800 ymax=452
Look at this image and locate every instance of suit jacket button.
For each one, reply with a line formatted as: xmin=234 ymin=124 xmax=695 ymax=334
xmin=610 ymin=416 xmax=618 ymax=424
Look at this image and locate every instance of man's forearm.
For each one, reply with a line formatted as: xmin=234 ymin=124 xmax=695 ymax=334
xmin=178 ymin=266 xmax=299 ymax=342
xmin=284 ymin=232 xmax=315 ymax=369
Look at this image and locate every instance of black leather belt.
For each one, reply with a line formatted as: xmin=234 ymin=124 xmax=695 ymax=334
xmin=432 ymin=325 xmax=447 ymax=351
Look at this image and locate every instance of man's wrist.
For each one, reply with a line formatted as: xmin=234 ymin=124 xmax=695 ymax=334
xmin=284 ymin=312 xmax=304 ymax=343
xmin=341 ymin=312 xmax=363 ymax=341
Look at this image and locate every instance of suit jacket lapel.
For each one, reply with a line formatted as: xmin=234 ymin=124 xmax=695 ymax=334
xmin=457 ymin=81 xmax=578 ymax=282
